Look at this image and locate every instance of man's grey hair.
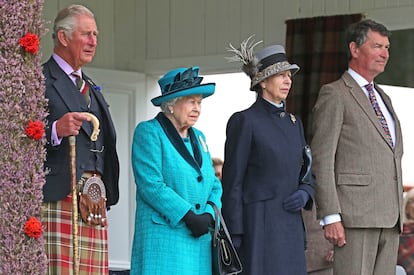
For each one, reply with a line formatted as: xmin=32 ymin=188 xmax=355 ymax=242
xmin=52 ymin=4 xmax=95 ymax=46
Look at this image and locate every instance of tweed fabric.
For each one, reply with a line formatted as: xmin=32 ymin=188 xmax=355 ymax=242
xmin=130 ymin=117 xmax=222 ymax=275
xmin=333 ymin=227 xmax=399 ymax=275
xmin=311 ymin=71 xmax=404 ymax=274
xmin=42 ymin=196 xmax=108 ymax=275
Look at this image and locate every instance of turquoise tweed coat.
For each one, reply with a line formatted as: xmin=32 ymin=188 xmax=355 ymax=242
xmin=130 ymin=113 xmax=223 ymax=275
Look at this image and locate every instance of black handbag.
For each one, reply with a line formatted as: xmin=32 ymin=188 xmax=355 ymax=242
xmin=208 ymin=201 xmax=243 ymax=275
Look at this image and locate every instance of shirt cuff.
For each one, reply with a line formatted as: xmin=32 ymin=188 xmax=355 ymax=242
xmin=51 ymin=121 xmax=63 ymax=146
xmin=320 ymin=214 xmax=341 ymax=226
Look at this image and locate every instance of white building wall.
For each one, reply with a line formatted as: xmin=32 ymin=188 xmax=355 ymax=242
xmin=42 ymin=0 xmax=414 ymax=75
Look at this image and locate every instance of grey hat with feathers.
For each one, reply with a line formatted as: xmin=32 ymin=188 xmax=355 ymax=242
xmin=226 ymin=35 xmax=300 ymax=91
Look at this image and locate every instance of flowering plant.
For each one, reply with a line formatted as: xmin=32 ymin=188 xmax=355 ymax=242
xmin=0 ymin=1 xmax=48 ymax=274
xmin=25 ymin=120 xmax=45 ymax=140
xmin=19 ymin=33 xmax=40 ymax=54
xmin=24 ymin=217 xmax=43 ymax=238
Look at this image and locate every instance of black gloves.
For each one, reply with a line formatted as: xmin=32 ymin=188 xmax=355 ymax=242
xmin=283 ymin=190 xmax=309 ymax=212
xmin=183 ymin=210 xmax=213 ymax=237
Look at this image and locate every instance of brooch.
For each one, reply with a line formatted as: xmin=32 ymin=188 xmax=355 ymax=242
xmin=290 ymin=114 xmax=296 ymax=124
xmin=198 ymin=135 xmax=208 ymax=152
xmin=87 ymin=79 xmax=102 ymax=92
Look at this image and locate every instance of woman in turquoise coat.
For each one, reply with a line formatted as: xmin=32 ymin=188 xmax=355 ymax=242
xmin=130 ymin=66 xmax=223 ymax=275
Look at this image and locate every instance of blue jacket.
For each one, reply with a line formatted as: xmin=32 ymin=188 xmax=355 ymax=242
xmin=222 ymin=97 xmax=315 ymax=275
xmin=130 ymin=113 xmax=222 ymax=275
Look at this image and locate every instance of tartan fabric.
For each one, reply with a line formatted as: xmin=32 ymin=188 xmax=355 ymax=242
xmin=398 ymin=223 xmax=414 ymax=275
xmin=42 ymin=196 xmax=108 ymax=275
xmin=285 ymin=14 xmax=363 ymax=142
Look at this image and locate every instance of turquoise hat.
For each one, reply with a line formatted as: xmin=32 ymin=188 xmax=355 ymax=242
xmin=151 ymin=66 xmax=215 ymax=106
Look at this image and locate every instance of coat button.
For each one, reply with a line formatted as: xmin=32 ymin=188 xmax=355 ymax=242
xmin=195 ymin=203 xmax=201 ymax=210
xmin=197 ymin=176 xmax=203 ymax=182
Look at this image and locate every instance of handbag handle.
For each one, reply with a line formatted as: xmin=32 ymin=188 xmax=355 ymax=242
xmin=299 ymin=145 xmax=312 ymax=185
xmin=208 ymin=201 xmax=243 ymax=274
xmin=207 ymin=201 xmax=232 ymax=247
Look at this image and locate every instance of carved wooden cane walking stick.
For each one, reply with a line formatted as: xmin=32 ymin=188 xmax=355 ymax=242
xmin=70 ymin=112 xmax=100 ymax=275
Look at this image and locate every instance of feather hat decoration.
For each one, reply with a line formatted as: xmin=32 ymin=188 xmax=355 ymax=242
xmin=226 ymin=35 xmax=263 ymax=79
xmin=227 ymin=35 xmax=300 ymax=91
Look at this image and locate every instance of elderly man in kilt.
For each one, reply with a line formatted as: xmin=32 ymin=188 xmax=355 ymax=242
xmin=42 ymin=4 xmax=119 ymax=274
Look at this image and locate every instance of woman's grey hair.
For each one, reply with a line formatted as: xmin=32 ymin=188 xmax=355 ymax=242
xmin=52 ymin=4 xmax=95 ymax=46
xmin=345 ymin=19 xmax=391 ymax=61
xmin=160 ymin=97 xmax=179 ymax=114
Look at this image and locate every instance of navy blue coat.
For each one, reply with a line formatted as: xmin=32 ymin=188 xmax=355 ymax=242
xmin=222 ymin=97 xmax=315 ymax=275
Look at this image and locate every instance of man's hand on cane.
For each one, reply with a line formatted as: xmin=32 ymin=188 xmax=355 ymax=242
xmin=56 ymin=112 xmax=91 ymax=137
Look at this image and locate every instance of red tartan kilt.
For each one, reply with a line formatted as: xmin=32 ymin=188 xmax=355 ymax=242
xmin=42 ymin=196 xmax=108 ymax=275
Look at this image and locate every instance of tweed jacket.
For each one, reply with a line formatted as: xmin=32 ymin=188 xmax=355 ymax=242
xmin=130 ymin=113 xmax=222 ymax=275
xmin=311 ymin=71 xmax=403 ymax=230
xmin=42 ymin=57 xmax=120 ymax=206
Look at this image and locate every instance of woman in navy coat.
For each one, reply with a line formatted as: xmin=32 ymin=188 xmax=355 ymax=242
xmin=222 ymin=37 xmax=315 ymax=275
xmin=130 ymin=67 xmax=222 ymax=275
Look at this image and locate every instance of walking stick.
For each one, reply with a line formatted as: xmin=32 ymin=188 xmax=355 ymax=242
xmin=70 ymin=112 xmax=100 ymax=275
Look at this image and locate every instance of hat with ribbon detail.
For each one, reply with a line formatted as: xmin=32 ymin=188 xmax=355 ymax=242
xmin=151 ymin=66 xmax=215 ymax=106
xmin=251 ymin=45 xmax=299 ymax=89
xmin=227 ymin=35 xmax=299 ymax=91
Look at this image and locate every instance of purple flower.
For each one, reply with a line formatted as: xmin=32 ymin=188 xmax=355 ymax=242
xmin=0 ymin=1 xmax=48 ymax=273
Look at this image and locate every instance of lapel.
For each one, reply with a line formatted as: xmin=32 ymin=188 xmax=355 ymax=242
xmin=84 ymin=74 xmax=117 ymax=139
xmin=47 ymin=58 xmax=92 ymax=135
xmin=155 ymin=112 xmax=202 ymax=175
xmin=375 ymin=84 xmax=403 ymax=154
xmin=342 ymin=72 xmax=397 ymax=150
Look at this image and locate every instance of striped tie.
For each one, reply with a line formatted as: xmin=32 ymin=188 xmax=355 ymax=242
xmin=71 ymin=71 xmax=90 ymax=106
xmin=365 ymin=83 xmax=393 ymax=147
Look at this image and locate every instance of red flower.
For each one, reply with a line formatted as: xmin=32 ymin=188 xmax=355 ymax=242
xmin=24 ymin=217 xmax=42 ymax=239
xmin=19 ymin=33 xmax=40 ymax=54
xmin=25 ymin=120 xmax=44 ymax=140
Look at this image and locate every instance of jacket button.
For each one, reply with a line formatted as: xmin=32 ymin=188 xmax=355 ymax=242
xmin=195 ymin=203 xmax=201 ymax=210
xmin=197 ymin=176 xmax=203 ymax=182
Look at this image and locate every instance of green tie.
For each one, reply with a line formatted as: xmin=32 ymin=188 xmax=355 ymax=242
xmin=71 ymin=71 xmax=90 ymax=106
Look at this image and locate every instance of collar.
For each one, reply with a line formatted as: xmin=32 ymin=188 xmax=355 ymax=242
xmin=155 ymin=112 xmax=203 ymax=175
xmin=53 ymin=53 xmax=82 ymax=79
xmin=348 ymin=68 xmax=371 ymax=88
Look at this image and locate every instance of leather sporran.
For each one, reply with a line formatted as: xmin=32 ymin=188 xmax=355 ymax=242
xmin=208 ymin=201 xmax=242 ymax=275
xmin=78 ymin=175 xmax=107 ymax=227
